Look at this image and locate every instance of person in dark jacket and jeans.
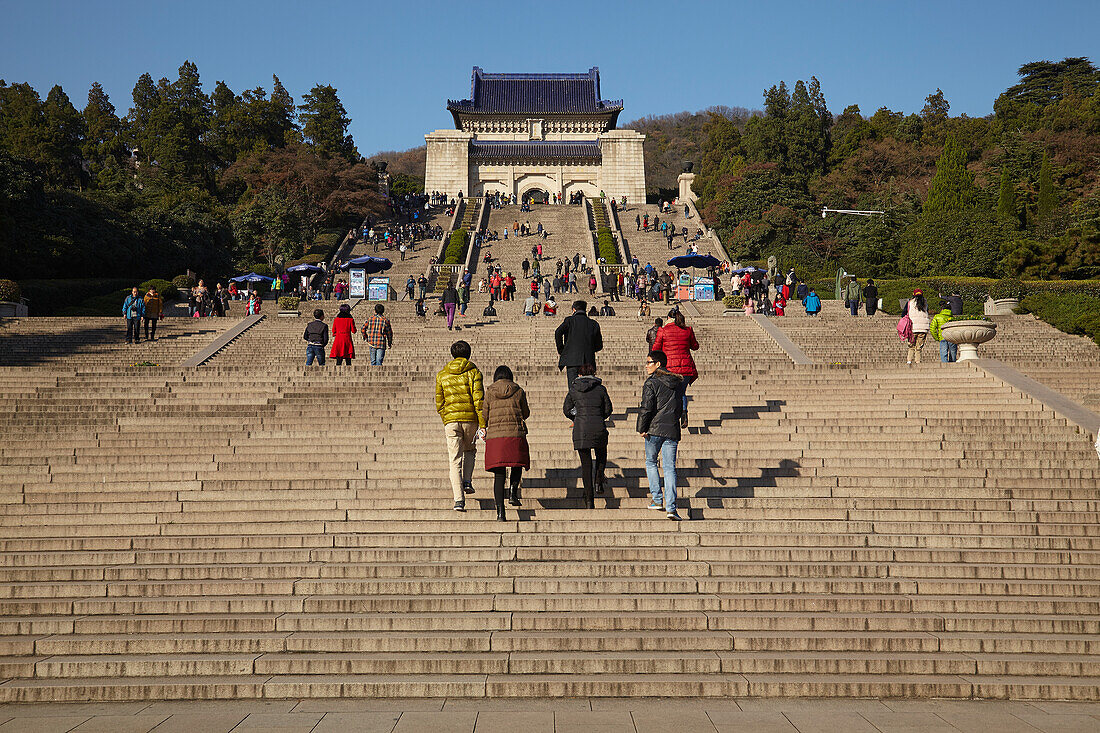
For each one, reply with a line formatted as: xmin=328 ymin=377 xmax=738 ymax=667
xmin=554 ymin=300 xmax=603 ymax=386
xmin=441 ymin=280 xmax=459 ymax=330
xmin=563 ymin=364 xmax=613 ymax=508
xmin=122 ymin=287 xmax=145 ymax=344
xmin=637 ymin=350 xmax=683 ymax=520
xmin=303 ymin=309 xmax=329 ymax=366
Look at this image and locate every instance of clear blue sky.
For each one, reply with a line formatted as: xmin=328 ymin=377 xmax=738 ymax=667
xmin=2 ymin=0 xmax=1097 ymax=155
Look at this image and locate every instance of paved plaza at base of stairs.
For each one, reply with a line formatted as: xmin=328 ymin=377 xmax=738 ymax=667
xmin=3 ymin=698 xmax=1100 ymax=733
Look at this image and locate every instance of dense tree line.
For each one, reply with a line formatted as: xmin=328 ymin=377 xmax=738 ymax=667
xmin=0 ymin=62 xmax=386 ymax=280
xmin=626 ymin=58 xmax=1100 ymax=280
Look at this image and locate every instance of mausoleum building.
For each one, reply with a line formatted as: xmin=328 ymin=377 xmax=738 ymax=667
xmin=425 ymin=67 xmax=646 ymax=204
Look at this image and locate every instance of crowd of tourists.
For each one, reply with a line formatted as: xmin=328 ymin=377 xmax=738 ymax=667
xmin=435 ymin=299 xmax=698 ymax=521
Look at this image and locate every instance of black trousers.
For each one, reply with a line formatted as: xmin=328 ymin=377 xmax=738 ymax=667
xmin=143 ymin=317 xmax=157 ymax=339
xmin=126 ymin=317 xmax=141 ymax=342
xmin=577 ymin=445 xmax=607 ymax=504
xmin=491 ymin=467 xmax=522 ymax=507
xmin=565 ymin=365 xmax=581 ymax=388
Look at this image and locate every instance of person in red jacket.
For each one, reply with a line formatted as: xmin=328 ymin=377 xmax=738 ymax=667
xmin=329 ymin=303 xmax=357 ymax=365
xmin=652 ymin=309 xmax=699 ymax=428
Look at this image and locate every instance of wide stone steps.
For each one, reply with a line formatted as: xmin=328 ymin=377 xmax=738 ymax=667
xmin=1 ymin=309 xmax=1098 ymax=701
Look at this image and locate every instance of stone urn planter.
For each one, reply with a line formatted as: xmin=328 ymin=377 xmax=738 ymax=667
xmin=940 ymin=320 xmax=997 ymax=361
xmin=984 ymin=297 xmax=1019 ymax=316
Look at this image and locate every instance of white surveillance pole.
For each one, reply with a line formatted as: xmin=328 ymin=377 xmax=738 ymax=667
xmin=822 ymin=207 xmax=885 ymax=218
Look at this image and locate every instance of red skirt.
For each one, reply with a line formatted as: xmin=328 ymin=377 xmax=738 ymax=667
xmin=484 ymin=436 xmax=530 ymax=470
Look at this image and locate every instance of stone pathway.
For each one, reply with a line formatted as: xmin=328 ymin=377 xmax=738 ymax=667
xmin=1 ymin=699 xmax=1099 ymax=732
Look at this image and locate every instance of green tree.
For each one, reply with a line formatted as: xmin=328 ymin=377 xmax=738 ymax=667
xmin=784 ymin=78 xmax=831 ymax=180
xmin=153 ymin=61 xmax=213 ymax=185
xmin=270 ymin=75 xmax=298 ymax=146
xmin=82 ymin=82 xmax=125 ymax=185
xmin=125 ymin=73 xmax=160 ymax=162
xmin=924 ymin=135 xmax=977 ymax=214
xmin=1037 ymin=150 xmax=1056 ymax=219
xmin=695 ymin=112 xmax=743 ymax=204
xmin=0 ymin=82 xmax=48 ymax=164
xmin=899 ymin=208 xmax=1009 ymax=277
xmin=299 ymin=84 xmax=357 ymax=160
xmin=742 ymin=82 xmax=789 ymax=167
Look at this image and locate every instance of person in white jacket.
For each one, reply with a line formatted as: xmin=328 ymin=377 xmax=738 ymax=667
xmin=906 ymin=290 xmax=931 ymax=365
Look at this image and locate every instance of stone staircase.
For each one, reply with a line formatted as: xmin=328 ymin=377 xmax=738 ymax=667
xmin=773 ymin=301 xmax=1100 ymax=406
xmin=620 ymin=203 xmax=700 ymax=271
xmin=0 ymin=317 xmax=232 ymax=368
xmin=0 ymin=263 xmax=1099 ymax=702
xmin=344 ymin=206 xmax=449 ymax=301
xmin=481 ymin=203 xmax=591 ymax=286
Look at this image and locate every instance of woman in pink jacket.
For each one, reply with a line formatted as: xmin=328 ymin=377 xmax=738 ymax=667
xmin=652 ymin=309 xmax=700 ymax=427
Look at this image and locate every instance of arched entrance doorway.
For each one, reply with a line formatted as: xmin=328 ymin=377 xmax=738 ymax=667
xmin=522 ymin=188 xmax=549 ymax=205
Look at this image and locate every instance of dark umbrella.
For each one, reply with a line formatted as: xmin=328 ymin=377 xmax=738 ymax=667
xmin=228 ymin=272 xmax=274 ymax=294
xmin=229 ymin=272 xmax=274 ymax=283
xmin=339 ymin=256 xmax=393 ymax=274
xmin=667 ymin=254 xmax=721 ymax=269
xmin=285 ymin=264 xmax=324 ymax=274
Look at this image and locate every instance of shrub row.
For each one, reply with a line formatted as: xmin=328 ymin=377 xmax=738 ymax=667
xmin=17 ymin=278 xmax=137 ymax=316
xmin=1017 ymin=293 xmax=1100 ymax=346
xmin=0 ymin=279 xmax=21 ymax=302
xmin=278 ymin=296 xmax=301 ymax=311
xmin=596 ymin=227 xmax=620 ymax=264
xmin=445 ymin=229 xmax=468 ymax=265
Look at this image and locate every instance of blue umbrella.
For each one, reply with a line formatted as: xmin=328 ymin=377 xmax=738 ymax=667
xmin=339 ymin=256 xmax=393 ymax=274
xmin=733 ymin=266 xmax=762 ymax=274
xmin=285 ymin=264 xmax=324 ymax=274
xmin=668 ymin=254 xmax=721 ymax=269
xmin=229 ymin=273 xmax=274 ymax=283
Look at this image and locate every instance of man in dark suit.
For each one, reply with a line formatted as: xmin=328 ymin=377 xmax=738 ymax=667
xmin=555 ymin=300 xmax=603 ymax=387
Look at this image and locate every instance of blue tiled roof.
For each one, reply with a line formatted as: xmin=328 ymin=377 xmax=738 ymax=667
xmin=448 ymin=67 xmax=623 ymax=119
xmin=469 ymin=141 xmax=601 ymax=160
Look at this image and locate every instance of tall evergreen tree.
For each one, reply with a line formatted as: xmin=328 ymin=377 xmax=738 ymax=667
xmin=1037 ymin=150 xmax=1056 ymax=219
xmin=126 ymin=73 xmax=160 ymax=162
xmin=155 ymin=60 xmax=213 ymax=184
xmin=82 ymin=82 xmax=125 ymax=183
xmin=270 ymin=75 xmax=298 ymax=145
xmin=0 ymin=82 xmax=51 ymax=165
xmin=924 ymin=135 xmax=977 ymax=214
xmin=299 ymin=84 xmax=356 ymax=160
xmin=742 ymin=82 xmax=789 ymax=167
xmin=42 ymin=85 xmax=85 ymax=187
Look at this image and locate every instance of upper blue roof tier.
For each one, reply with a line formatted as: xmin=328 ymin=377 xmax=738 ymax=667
xmin=448 ymin=67 xmax=623 ymax=122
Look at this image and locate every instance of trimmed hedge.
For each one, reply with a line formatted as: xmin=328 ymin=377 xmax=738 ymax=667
xmin=139 ymin=279 xmax=177 ymax=301
xmin=864 ymin=278 xmax=1100 ymax=315
xmin=17 ymin=278 xmax=134 ymax=316
xmin=596 ymin=227 xmax=620 ymax=264
xmin=172 ymin=275 xmax=196 ymax=290
xmin=445 ymin=229 xmax=468 ymax=265
xmin=278 ymin=296 xmax=301 ymax=311
xmin=1017 ymin=293 xmax=1100 ymax=346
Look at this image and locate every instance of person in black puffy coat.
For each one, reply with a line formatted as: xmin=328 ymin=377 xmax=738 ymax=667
xmin=563 ymin=364 xmax=613 ymax=509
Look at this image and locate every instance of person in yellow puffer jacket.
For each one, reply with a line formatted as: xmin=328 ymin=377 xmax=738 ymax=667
xmin=929 ymin=306 xmax=956 ymax=363
xmin=435 ymin=340 xmax=487 ymax=511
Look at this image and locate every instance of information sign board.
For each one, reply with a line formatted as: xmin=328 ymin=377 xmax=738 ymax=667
xmin=349 ymin=269 xmax=366 ymax=298
xmin=368 ymin=277 xmax=389 ymax=301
